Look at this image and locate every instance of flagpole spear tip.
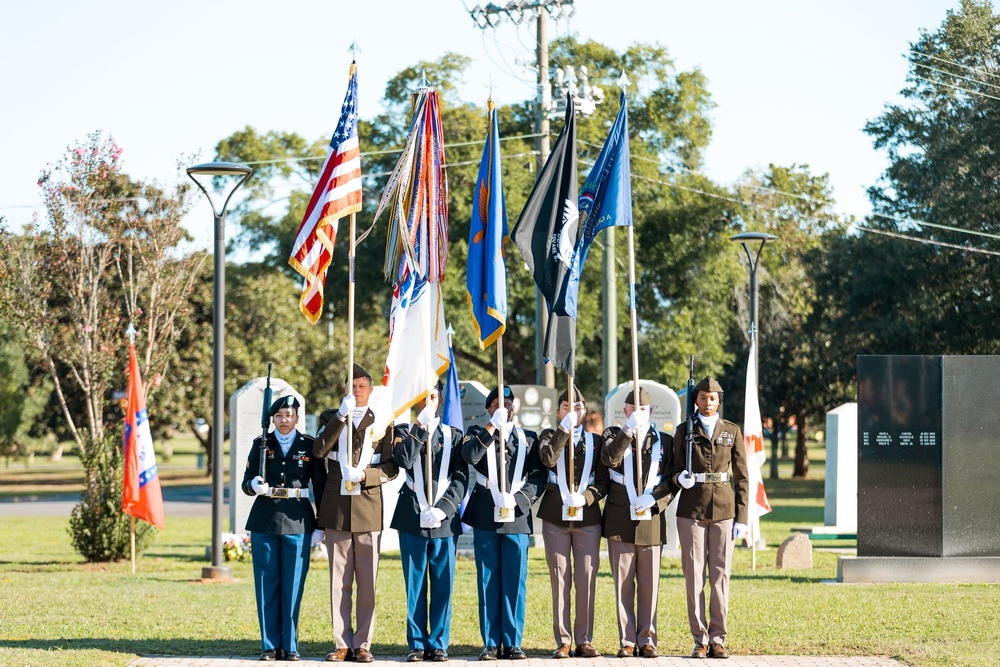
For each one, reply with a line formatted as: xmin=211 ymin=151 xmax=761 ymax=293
xmin=126 ymin=323 xmax=137 ymax=345
xmin=418 ymin=70 xmax=432 ymax=90
xmin=446 ymin=323 xmax=455 ymax=347
xmin=348 ymin=38 xmax=362 ymax=61
xmin=616 ymin=69 xmax=631 ymax=92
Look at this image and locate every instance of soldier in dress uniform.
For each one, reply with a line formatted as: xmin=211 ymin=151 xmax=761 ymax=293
xmin=536 ymin=387 xmax=607 ymax=659
xmin=600 ymin=387 xmax=678 ymax=659
xmin=243 ymin=395 xmax=327 ymax=662
xmin=671 ymin=376 xmax=748 ymax=660
xmin=391 ymin=384 xmax=468 ymax=663
xmin=314 ymin=364 xmax=399 ymax=663
xmin=461 ymin=385 xmax=546 ymax=661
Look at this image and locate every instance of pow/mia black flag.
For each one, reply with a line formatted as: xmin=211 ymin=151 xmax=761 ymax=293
xmin=511 ymin=92 xmax=579 ymax=376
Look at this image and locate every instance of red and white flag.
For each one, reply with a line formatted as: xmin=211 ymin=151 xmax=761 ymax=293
xmin=743 ymin=341 xmax=771 ymax=546
xmin=122 ymin=343 xmax=165 ymax=530
xmin=289 ymin=62 xmax=362 ymax=323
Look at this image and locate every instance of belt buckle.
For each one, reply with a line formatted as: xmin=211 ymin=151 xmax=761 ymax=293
xmin=271 ymin=487 xmax=288 ymax=499
xmin=704 ymin=473 xmax=723 ymax=483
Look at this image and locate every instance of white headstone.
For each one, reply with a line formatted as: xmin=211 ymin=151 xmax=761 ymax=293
xmin=824 ymin=402 xmax=858 ymax=531
xmin=604 ymin=380 xmax=683 ymax=558
xmin=229 ymin=378 xmax=305 ymax=534
xmin=459 ymin=381 xmax=489 ymax=434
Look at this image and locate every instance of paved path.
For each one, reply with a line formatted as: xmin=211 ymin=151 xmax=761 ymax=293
xmin=0 ymin=486 xmax=220 ymax=517
xmin=128 ymin=656 xmax=907 ymax=666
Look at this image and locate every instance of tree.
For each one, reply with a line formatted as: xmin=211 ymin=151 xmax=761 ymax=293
xmin=0 ymin=133 xmax=200 ymax=561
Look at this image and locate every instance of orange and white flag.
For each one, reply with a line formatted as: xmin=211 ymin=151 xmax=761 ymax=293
xmin=122 ymin=343 xmax=165 ymax=530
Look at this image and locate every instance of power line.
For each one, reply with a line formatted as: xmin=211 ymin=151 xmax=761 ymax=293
xmin=911 ymin=51 xmax=1000 ymax=82
xmin=857 ymin=225 xmax=1000 ymax=257
xmin=912 ymin=74 xmax=1000 ymax=102
xmin=914 ymin=60 xmax=1000 ymax=93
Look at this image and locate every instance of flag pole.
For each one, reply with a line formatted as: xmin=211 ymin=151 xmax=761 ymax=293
xmin=627 ymin=224 xmax=642 ymax=490
xmin=497 ymin=336 xmax=506 ymax=496
xmin=750 ymin=331 xmax=757 ymax=571
xmin=346 ymin=212 xmax=356 ymax=454
xmin=130 ymin=515 xmax=136 ymax=575
xmin=426 ymin=312 xmax=435 ymax=510
xmin=568 ymin=374 xmax=575 ymax=495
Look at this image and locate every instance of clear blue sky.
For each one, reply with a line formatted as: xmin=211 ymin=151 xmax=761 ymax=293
xmin=1 ymin=0 xmax=962 ymax=250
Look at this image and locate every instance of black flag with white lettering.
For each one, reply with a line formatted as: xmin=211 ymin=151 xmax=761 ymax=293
xmin=511 ymin=93 xmax=579 ymax=376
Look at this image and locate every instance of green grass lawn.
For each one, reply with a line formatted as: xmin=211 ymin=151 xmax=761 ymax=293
xmin=1 ymin=445 xmax=997 ymax=666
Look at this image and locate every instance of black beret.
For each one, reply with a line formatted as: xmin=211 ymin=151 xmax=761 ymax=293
xmin=269 ymin=395 xmax=301 ymax=416
xmin=485 ymin=385 xmax=515 ymax=408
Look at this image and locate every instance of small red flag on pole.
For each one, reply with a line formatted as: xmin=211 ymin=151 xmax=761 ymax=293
xmin=122 ymin=341 xmax=165 ymax=531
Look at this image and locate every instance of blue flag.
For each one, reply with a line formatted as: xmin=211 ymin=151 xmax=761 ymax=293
xmin=466 ymin=100 xmax=508 ymax=349
xmin=556 ymin=90 xmax=632 ymax=320
xmin=441 ymin=342 xmax=464 ymax=431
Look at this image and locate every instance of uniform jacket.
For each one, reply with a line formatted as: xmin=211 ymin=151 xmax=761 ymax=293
xmin=600 ymin=425 xmax=678 ymax=546
xmin=390 ymin=422 xmax=469 ymax=539
xmin=313 ymin=407 xmax=398 ymax=533
xmin=460 ymin=424 xmax=545 ymax=535
xmin=242 ymin=431 xmax=326 ymax=535
xmin=671 ymin=416 xmax=749 ymax=525
xmin=536 ymin=427 xmax=607 ymax=527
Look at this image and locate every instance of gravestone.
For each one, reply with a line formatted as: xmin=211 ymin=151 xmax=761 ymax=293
xmin=605 ymin=380 xmax=682 ymax=558
xmin=776 ymin=533 xmax=813 ymax=569
xmin=838 ymin=355 xmax=1000 ymax=583
xmin=458 ymin=381 xmax=489 ymax=434
xmin=824 ymin=402 xmax=857 ymax=531
xmin=229 ymin=378 xmax=305 ymax=534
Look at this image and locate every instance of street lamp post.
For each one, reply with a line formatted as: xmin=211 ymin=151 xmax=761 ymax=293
xmin=187 ymin=161 xmax=253 ymax=580
xmin=730 ymin=232 xmax=779 ymax=478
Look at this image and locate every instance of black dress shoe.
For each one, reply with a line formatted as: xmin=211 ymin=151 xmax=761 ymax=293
xmin=408 ymin=649 xmax=425 ymax=662
xmin=479 ymin=646 xmax=498 ymax=661
xmin=260 ymin=649 xmax=278 ymax=661
xmin=429 ymin=649 xmax=449 ymax=662
xmin=281 ymin=651 xmax=300 ymax=662
xmin=507 ymin=647 xmax=527 ymax=660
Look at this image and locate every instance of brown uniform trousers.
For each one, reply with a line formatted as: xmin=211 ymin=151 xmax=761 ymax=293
xmin=314 ymin=409 xmax=398 ymax=651
xmin=671 ymin=417 xmax=748 ymax=648
xmin=536 ymin=428 xmax=608 ymax=648
xmin=600 ymin=426 xmax=677 ymax=651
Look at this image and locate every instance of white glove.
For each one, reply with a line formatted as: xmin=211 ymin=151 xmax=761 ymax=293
xmin=678 ymin=470 xmax=695 ymax=489
xmin=337 ymin=394 xmax=356 ymax=418
xmin=567 ymin=492 xmax=587 ymax=508
xmin=634 ymin=493 xmax=656 ymax=512
xmin=342 ymin=466 xmax=364 ymax=483
xmin=419 ymin=508 xmax=440 ymax=529
xmin=311 ymin=529 xmax=324 ymax=547
xmin=733 ymin=522 xmax=748 ymax=541
xmin=489 ymin=407 xmax=508 ymax=432
xmin=250 ymin=476 xmax=269 ymax=496
xmin=498 ymin=492 xmax=516 ymax=510
xmin=417 ymin=404 xmax=436 ymax=427
xmin=559 ymin=411 xmax=578 ymax=432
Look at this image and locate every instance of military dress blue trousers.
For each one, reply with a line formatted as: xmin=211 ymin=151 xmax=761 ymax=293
xmin=399 ymin=531 xmax=457 ymax=652
xmin=251 ymin=532 xmax=310 ymax=654
xmin=473 ymin=529 xmax=529 ymax=650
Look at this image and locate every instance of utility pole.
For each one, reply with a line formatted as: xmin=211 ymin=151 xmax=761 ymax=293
xmin=467 ymin=0 xmax=576 ymax=389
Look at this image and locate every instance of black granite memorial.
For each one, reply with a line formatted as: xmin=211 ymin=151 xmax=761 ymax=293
xmin=857 ymin=355 xmax=1000 ymax=558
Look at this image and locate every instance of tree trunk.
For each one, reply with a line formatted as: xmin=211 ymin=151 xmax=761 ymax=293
xmin=191 ymin=420 xmax=212 ymax=477
xmin=781 ymin=425 xmax=789 ymax=459
xmin=768 ymin=420 xmax=780 ymax=480
xmin=793 ymin=412 xmax=810 ymax=478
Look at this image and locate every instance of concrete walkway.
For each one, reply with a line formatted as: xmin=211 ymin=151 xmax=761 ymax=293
xmin=128 ymin=656 xmax=907 ymax=666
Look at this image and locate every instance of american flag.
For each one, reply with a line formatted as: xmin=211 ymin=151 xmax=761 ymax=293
xmin=289 ymin=62 xmax=362 ymax=323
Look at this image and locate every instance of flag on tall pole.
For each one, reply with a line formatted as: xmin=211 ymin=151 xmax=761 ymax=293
xmin=467 ymin=98 xmax=508 ymax=349
xmin=511 ymin=92 xmax=579 ymax=376
xmin=441 ymin=335 xmax=464 ymax=431
xmin=122 ymin=342 xmax=165 ymax=530
xmin=289 ymin=62 xmax=362 ymax=323
xmin=379 ymin=85 xmax=450 ymax=419
xmin=743 ymin=341 xmax=772 ymax=548
xmin=560 ymin=87 xmax=633 ymax=319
